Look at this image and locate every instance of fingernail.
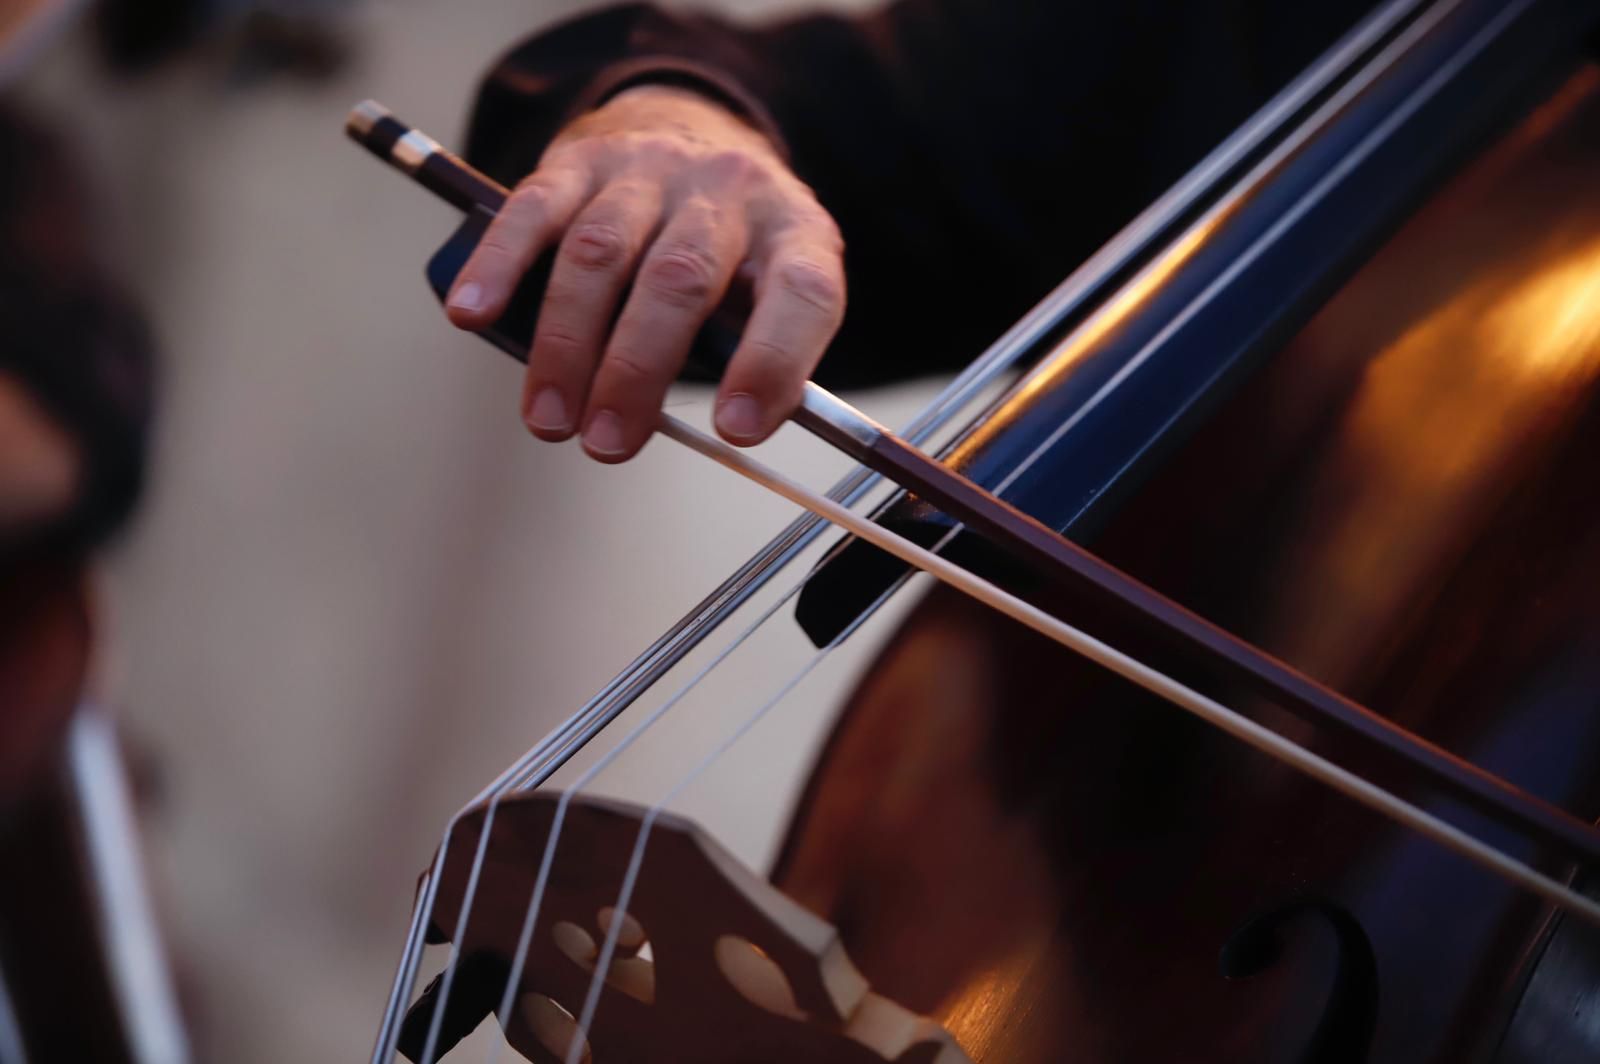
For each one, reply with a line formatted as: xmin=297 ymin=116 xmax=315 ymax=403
xmin=583 ymin=410 xmax=627 ymax=456
xmin=449 ymin=281 xmax=483 ymax=312
xmin=525 ymin=387 xmax=570 ymax=434
xmin=716 ymin=393 xmax=765 ymax=442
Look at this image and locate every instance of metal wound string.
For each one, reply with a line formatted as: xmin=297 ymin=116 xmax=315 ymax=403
xmin=463 ymin=442 xmax=980 ymax=1059
xmin=480 ymin=570 xmax=822 ymax=1064
xmin=562 ymin=573 xmax=912 ymax=1064
xmin=414 ymin=806 xmax=514 ymax=1064
xmin=403 ymin=317 xmax=1024 ymax=1064
xmin=483 ymin=500 xmax=963 ymax=1063
xmin=412 ymin=415 xmax=1010 ymax=1060
xmin=464 ymin=351 xmax=1051 ymax=1057
xmin=429 ymin=331 xmax=1064 ymax=1062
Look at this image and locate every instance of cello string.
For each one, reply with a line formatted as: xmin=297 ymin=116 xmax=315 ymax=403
xmin=451 ymin=375 xmax=1027 ymax=1054
xmin=389 ymin=326 xmax=1010 ymax=1062
xmin=650 ymin=413 xmax=1600 ymax=924
xmin=407 ymin=364 xmax=1002 ymax=1062
xmin=478 ymin=564 xmax=837 ymax=1064
xmin=427 ymin=480 xmax=894 ymax=1064
xmin=411 ymin=804 xmax=509 ymax=1064
xmin=484 ymin=536 xmax=948 ymax=1064
xmin=424 ymin=386 xmax=1040 ymax=1060
xmin=562 ymin=576 xmax=905 ymax=1064
xmin=490 ymin=414 xmax=1072 ymax=1056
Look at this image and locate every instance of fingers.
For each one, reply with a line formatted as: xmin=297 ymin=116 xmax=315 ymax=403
xmin=580 ymin=197 xmax=748 ymax=461
xmin=443 ymin=111 xmax=844 ymax=460
xmin=445 ymin=165 xmax=588 ymax=329
xmin=714 ymin=227 xmax=846 ymax=445
xmin=520 ymin=180 xmax=664 ymax=440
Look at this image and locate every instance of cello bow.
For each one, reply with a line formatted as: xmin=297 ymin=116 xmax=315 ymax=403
xmin=346 ymin=100 xmax=1600 ymax=875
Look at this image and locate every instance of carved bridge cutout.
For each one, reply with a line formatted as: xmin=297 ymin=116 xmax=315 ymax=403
xmin=398 ymin=792 xmax=972 ymax=1064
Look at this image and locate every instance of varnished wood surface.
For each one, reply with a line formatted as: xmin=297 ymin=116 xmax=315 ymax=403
xmin=771 ymin=66 xmax=1600 ymax=1064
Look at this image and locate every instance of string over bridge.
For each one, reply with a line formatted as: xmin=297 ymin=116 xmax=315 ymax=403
xmin=401 ymin=792 xmax=971 ymax=1064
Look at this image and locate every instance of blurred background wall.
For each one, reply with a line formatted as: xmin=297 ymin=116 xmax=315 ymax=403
xmin=10 ymin=1 xmax=960 ymax=1060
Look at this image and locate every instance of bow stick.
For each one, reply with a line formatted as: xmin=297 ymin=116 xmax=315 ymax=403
xmin=656 ymin=412 xmax=1600 ymax=925
xmin=345 ymin=101 xmax=1600 ymax=887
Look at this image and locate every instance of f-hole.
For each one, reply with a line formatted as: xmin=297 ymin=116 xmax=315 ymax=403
xmin=1220 ymin=899 xmax=1379 ymax=1064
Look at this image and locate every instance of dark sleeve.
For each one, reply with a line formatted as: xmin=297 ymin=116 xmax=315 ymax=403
xmin=464 ymin=1 xmax=1376 ymax=390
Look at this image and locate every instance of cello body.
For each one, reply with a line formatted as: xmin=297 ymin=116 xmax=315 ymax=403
xmin=772 ymin=14 xmax=1600 ymax=1064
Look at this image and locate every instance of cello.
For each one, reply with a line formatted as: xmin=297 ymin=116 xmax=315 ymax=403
xmin=351 ymin=0 xmax=1600 ymax=1058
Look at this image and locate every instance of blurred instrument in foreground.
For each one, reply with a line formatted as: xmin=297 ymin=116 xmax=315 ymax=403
xmin=0 ymin=101 xmax=186 ymax=1063
xmin=0 ymin=556 xmax=190 ymax=1064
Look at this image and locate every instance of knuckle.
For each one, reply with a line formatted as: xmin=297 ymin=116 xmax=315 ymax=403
xmin=540 ymin=138 xmax=585 ymax=164
xmin=603 ymin=176 xmax=655 ymax=202
xmin=619 ymin=131 xmax=690 ymax=169
xmin=531 ymin=325 xmax=589 ymax=373
xmin=774 ymin=258 xmax=845 ymax=316
xmin=744 ymin=337 xmax=803 ymax=371
xmin=509 ymin=178 xmax=551 ymax=210
xmin=678 ymin=193 xmax=726 ymax=222
xmin=640 ymin=243 xmax=718 ymax=308
xmin=473 ymin=237 xmax=520 ymax=263
xmin=702 ymin=149 xmax=756 ymax=183
xmin=603 ymin=348 xmax=660 ymax=388
xmin=644 ymin=134 xmax=693 ymax=165
xmin=565 ymin=221 xmax=631 ymax=270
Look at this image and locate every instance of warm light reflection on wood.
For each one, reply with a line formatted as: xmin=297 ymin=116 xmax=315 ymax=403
xmin=935 ymin=945 xmax=1073 ymax=1062
xmin=1482 ymin=237 xmax=1600 ymax=377
xmin=1253 ymin=69 xmax=1600 ymax=690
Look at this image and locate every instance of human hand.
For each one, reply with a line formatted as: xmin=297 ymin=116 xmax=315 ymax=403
xmin=445 ymin=84 xmax=846 ymax=462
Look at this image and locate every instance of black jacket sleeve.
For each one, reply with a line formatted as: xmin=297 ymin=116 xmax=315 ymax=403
xmin=463 ymin=1 xmax=1375 ymax=389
